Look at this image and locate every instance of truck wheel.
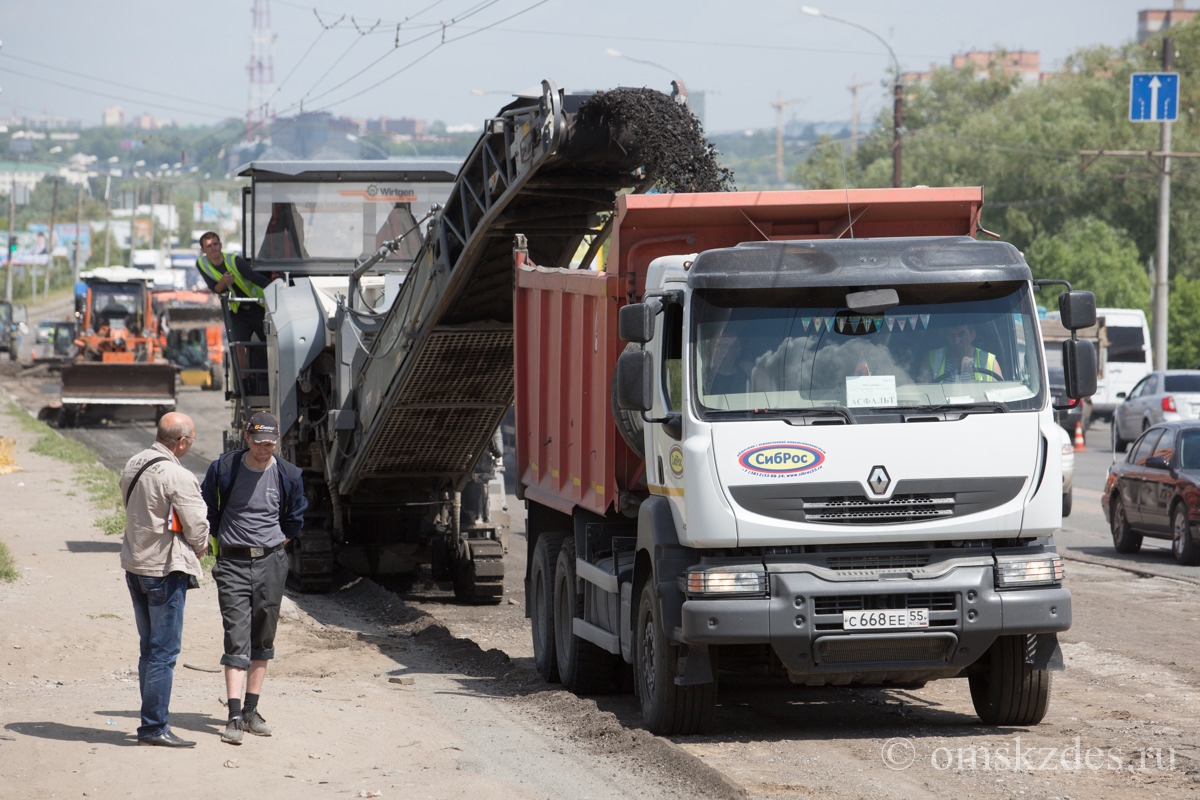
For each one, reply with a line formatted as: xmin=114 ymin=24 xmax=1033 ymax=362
xmin=635 ymin=580 xmax=714 ymax=735
xmin=554 ymin=537 xmax=618 ymax=694
xmin=969 ymin=635 xmax=1050 ymax=726
xmin=531 ymin=532 xmax=566 ymax=683
xmin=287 ymin=523 xmax=335 ymax=593
xmin=58 ymin=406 xmax=79 ymax=428
xmin=1110 ymin=497 xmax=1142 ymax=554
xmin=1171 ymin=504 xmax=1200 ymax=565
xmin=204 ymin=365 xmax=224 ymax=391
xmin=452 ymin=537 xmax=504 ymax=605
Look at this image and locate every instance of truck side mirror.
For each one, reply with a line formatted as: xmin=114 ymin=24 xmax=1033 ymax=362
xmin=1058 ymin=290 xmax=1096 ymax=330
xmin=619 ymin=302 xmax=656 ymax=344
xmin=616 ymin=349 xmax=654 ymax=411
xmin=1062 ymin=338 xmax=1097 ymax=399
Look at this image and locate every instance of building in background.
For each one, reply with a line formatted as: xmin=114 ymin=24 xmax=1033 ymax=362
xmin=1138 ymin=2 xmax=1197 ymax=42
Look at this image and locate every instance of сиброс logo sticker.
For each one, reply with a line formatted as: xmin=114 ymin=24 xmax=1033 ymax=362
xmin=738 ymin=442 xmax=825 ymax=477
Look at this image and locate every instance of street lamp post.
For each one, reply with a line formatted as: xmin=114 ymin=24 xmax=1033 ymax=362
xmin=801 ymin=6 xmax=903 ymax=188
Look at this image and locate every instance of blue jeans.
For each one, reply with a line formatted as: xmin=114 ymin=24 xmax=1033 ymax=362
xmin=125 ymin=571 xmax=189 ymax=739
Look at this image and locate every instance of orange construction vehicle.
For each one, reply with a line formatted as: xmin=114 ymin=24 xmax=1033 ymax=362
xmin=59 ymin=270 xmax=176 ymax=426
xmin=153 ymin=289 xmax=225 ymax=390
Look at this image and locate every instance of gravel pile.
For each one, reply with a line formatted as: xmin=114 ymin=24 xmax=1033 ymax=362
xmin=577 ymin=88 xmax=735 ymax=193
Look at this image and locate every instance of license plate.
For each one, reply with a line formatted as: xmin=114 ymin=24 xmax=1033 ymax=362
xmin=842 ymin=608 xmax=929 ymax=630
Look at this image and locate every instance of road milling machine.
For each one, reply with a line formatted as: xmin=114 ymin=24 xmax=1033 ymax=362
xmin=230 ymin=82 xmax=702 ymax=599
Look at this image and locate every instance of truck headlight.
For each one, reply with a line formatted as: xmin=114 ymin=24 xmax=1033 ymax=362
xmin=994 ymin=553 xmax=1064 ymax=588
xmin=684 ymin=567 xmax=767 ymax=597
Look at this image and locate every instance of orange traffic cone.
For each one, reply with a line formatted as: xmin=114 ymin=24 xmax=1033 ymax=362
xmin=1074 ymin=420 xmax=1086 ymax=452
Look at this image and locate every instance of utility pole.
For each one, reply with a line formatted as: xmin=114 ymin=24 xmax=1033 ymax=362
xmin=5 ymin=174 xmax=15 ymax=304
xmin=45 ymin=178 xmax=58 ymax=298
xmin=771 ymin=91 xmax=804 ymax=184
xmin=72 ymin=186 xmax=82 ymax=285
xmin=1153 ymin=39 xmax=1173 ymax=371
xmin=102 ymin=176 xmax=112 ymax=268
xmin=128 ymin=183 xmax=137 ymax=269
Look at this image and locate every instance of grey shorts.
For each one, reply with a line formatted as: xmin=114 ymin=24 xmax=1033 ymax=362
xmin=212 ymin=548 xmax=289 ymax=670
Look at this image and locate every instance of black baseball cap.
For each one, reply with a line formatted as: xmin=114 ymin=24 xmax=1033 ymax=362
xmin=246 ymin=412 xmax=279 ymax=443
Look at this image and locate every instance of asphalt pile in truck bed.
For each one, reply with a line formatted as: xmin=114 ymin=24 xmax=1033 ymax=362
xmin=576 ymin=88 xmax=735 ymax=193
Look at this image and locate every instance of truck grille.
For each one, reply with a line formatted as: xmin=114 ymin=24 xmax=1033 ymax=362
xmin=804 ymin=495 xmax=952 ymax=523
xmin=824 ymin=553 xmax=931 ymax=570
xmin=813 ymin=592 xmax=957 ymax=615
xmin=729 ymin=477 xmax=1025 ymax=524
xmin=816 ymin=633 xmax=957 ymax=665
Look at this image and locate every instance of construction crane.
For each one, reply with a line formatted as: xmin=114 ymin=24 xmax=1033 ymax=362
xmin=771 ymin=91 xmax=804 ymax=184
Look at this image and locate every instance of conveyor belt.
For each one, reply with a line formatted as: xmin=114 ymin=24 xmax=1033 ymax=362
xmin=338 ymin=81 xmax=651 ymax=496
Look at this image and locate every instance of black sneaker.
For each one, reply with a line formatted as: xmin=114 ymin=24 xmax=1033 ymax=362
xmin=221 ymin=716 xmax=244 ymax=745
xmin=244 ymin=709 xmax=272 ymax=737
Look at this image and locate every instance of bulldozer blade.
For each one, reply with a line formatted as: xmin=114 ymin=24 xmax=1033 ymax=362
xmin=60 ymin=362 xmax=177 ymax=406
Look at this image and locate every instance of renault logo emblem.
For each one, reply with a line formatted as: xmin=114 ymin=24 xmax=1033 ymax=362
xmin=868 ymin=465 xmax=891 ymax=495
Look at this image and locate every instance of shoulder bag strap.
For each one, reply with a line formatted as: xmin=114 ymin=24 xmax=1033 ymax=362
xmin=124 ymin=456 xmax=169 ymax=507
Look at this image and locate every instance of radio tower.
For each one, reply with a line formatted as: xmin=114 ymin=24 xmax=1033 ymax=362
xmin=246 ymin=0 xmax=275 ymax=141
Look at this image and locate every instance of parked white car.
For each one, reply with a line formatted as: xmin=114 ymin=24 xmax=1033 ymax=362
xmin=1061 ymin=426 xmax=1074 ymax=518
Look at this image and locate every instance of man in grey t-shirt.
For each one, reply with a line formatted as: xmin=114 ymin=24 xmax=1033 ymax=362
xmin=201 ymin=412 xmax=307 ymax=745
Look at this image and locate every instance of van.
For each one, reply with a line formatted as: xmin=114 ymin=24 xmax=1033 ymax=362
xmin=1092 ymin=308 xmax=1153 ymax=421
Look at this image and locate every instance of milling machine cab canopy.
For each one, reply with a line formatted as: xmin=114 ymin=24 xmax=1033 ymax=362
xmin=236 ymin=160 xmax=460 ymax=275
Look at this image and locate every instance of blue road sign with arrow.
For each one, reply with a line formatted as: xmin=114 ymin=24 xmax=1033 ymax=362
xmin=1130 ymin=72 xmax=1179 ymax=122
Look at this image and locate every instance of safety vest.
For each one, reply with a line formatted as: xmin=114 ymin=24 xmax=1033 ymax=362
xmin=929 ymin=347 xmax=1000 ymax=382
xmin=196 ymin=253 xmax=264 ymax=314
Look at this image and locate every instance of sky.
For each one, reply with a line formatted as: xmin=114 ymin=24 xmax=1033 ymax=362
xmin=0 ymin=1 xmax=1170 ymax=136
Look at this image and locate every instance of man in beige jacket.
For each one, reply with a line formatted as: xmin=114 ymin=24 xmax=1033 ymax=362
xmin=119 ymin=412 xmax=210 ymax=747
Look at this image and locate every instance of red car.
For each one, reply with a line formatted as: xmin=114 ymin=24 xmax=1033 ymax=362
xmin=1101 ymin=420 xmax=1200 ymax=565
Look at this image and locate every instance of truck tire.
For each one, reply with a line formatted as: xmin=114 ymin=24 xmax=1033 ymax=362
xmin=204 ymin=364 xmax=224 ymax=392
xmin=969 ymin=635 xmax=1050 ymax=726
xmin=1061 ymin=488 xmax=1072 ymax=518
xmin=1110 ymin=497 xmax=1142 ymax=554
xmin=554 ymin=537 xmax=619 ymax=694
xmin=635 ymin=580 xmax=714 ymax=735
xmin=531 ymin=532 xmax=566 ymax=683
xmin=452 ymin=537 xmax=504 ymax=605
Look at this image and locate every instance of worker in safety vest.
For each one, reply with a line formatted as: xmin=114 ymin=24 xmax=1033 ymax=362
xmin=197 ymin=231 xmax=271 ymax=347
xmin=197 ymin=231 xmax=273 ymax=395
xmin=925 ymin=323 xmax=1003 ymax=383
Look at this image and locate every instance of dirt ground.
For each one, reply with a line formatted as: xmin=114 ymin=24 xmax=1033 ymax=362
xmin=2 ymin=292 xmax=1199 ymax=799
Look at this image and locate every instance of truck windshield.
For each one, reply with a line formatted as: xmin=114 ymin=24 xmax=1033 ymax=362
xmin=692 ymin=281 xmax=1044 ymax=416
xmin=252 ymin=180 xmax=454 ymax=269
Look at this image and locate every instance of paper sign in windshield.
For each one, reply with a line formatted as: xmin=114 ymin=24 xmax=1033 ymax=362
xmin=846 ymin=375 xmax=897 ymax=407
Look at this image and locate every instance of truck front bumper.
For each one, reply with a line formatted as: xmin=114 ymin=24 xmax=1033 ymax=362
xmin=678 ymin=565 xmax=1070 ymax=679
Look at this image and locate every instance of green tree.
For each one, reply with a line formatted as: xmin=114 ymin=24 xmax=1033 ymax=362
xmin=1024 ymin=217 xmax=1149 ymax=311
xmin=1168 ymin=275 xmax=1200 ymax=368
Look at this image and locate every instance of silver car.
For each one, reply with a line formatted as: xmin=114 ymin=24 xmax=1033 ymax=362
xmin=1112 ymin=370 xmax=1200 ymax=452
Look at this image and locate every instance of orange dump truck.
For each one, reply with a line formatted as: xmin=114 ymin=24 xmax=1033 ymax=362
xmin=515 ymin=188 xmax=1096 ymax=734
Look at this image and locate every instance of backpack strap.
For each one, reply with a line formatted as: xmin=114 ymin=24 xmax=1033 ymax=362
xmin=124 ymin=456 xmax=169 ymax=507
